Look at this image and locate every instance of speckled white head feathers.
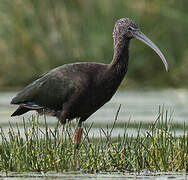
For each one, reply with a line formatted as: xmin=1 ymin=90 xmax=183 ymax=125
xmin=113 ymin=18 xmax=138 ymax=40
xmin=113 ymin=18 xmax=169 ymax=71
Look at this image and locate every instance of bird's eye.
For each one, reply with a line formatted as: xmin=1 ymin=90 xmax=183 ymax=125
xmin=128 ymin=26 xmax=134 ymax=31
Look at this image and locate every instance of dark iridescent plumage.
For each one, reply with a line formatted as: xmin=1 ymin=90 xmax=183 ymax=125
xmin=11 ymin=18 xmax=168 ymax=126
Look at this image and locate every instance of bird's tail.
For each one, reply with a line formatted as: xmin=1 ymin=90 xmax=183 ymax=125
xmin=11 ymin=106 xmax=31 ymax=116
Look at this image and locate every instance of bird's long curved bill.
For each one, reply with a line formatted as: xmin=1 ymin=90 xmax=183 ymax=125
xmin=133 ymin=30 xmax=169 ymax=72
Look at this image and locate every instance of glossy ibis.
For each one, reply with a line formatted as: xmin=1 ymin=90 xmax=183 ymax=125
xmin=11 ymin=18 xmax=168 ymax=148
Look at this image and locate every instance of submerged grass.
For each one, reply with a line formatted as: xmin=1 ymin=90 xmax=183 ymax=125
xmin=0 ymin=106 xmax=187 ymax=173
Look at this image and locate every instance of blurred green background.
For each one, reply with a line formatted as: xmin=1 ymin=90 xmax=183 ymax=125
xmin=0 ymin=0 xmax=187 ymax=89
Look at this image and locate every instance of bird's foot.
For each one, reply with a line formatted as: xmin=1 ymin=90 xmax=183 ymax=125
xmin=74 ymin=146 xmax=81 ymax=170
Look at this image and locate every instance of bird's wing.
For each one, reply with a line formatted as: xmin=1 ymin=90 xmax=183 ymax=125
xmin=11 ymin=64 xmax=89 ymax=111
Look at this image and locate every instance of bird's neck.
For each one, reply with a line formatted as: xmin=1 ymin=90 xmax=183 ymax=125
xmin=99 ymin=39 xmax=130 ymax=96
xmin=109 ymin=38 xmax=130 ymax=76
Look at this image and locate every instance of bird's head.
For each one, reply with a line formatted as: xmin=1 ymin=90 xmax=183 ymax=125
xmin=113 ymin=18 xmax=169 ymax=72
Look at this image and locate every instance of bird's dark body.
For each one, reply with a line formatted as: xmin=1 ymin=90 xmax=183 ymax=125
xmin=11 ymin=47 xmax=129 ymax=124
xmin=11 ymin=18 xmax=168 ymax=126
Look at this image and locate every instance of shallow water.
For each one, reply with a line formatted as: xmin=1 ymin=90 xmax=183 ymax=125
xmin=1 ymin=89 xmax=188 ymax=122
xmin=0 ymin=172 xmax=187 ymax=180
xmin=0 ymin=90 xmax=188 ymax=178
xmin=0 ymin=89 xmax=188 ymax=137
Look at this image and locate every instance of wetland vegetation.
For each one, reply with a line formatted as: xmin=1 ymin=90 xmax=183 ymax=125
xmin=0 ymin=0 xmax=187 ymax=177
xmin=0 ymin=0 xmax=187 ymax=89
xmin=0 ymin=107 xmax=187 ymax=173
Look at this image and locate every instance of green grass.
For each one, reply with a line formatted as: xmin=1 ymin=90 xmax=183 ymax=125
xmin=0 ymin=106 xmax=187 ymax=173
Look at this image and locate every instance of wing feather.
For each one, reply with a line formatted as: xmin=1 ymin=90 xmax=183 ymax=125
xmin=11 ymin=64 xmax=81 ymax=111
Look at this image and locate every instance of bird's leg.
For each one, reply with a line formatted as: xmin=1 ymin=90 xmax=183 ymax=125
xmin=56 ymin=111 xmax=67 ymax=145
xmin=72 ymin=120 xmax=83 ymax=148
xmin=60 ymin=123 xmax=65 ymax=136
xmin=72 ymin=120 xmax=83 ymax=170
xmin=56 ymin=123 xmax=65 ymax=146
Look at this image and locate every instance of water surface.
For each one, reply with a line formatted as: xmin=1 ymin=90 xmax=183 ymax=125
xmin=0 ymin=89 xmax=188 ymax=137
xmin=0 ymin=172 xmax=187 ymax=180
xmin=1 ymin=89 xmax=188 ymax=123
